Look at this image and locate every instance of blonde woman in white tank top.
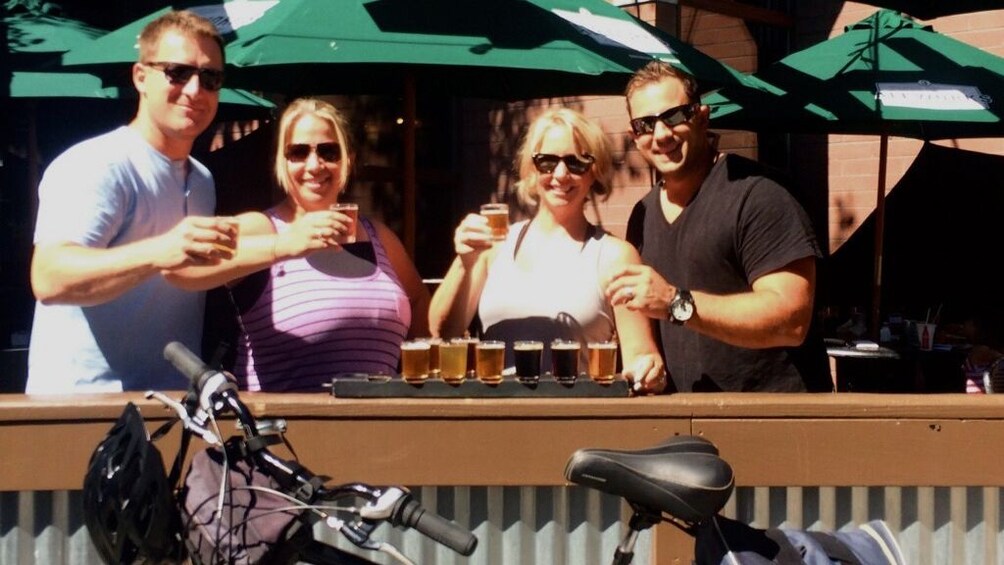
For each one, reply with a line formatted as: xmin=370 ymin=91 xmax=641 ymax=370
xmin=429 ymin=108 xmax=666 ymax=394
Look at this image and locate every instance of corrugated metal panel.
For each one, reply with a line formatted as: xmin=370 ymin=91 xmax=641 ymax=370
xmin=319 ymin=486 xmax=651 ymax=565
xmin=4 ymin=486 xmax=1004 ymax=564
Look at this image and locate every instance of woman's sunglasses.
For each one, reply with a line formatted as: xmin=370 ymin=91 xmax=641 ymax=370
xmin=532 ymin=153 xmax=595 ymax=175
xmin=629 ymin=103 xmax=699 ymax=136
xmin=143 ymin=62 xmax=224 ymax=91
xmin=285 ymin=143 xmax=342 ymax=163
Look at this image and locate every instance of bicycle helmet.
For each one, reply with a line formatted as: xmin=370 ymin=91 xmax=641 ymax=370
xmin=83 ymin=402 xmax=186 ymax=564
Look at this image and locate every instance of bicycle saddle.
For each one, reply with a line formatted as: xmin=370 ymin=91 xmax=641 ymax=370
xmin=564 ymin=435 xmax=734 ymax=524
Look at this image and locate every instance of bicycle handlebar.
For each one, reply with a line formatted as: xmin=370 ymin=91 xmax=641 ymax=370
xmin=391 ymin=495 xmax=478 ymax=556
xmin=162 ymin=341 xmax=478 ymax=557
xmin=163 ymin=341 xmax=237 ymax=406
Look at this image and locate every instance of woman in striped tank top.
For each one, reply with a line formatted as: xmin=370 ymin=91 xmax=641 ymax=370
xmin=166 ymin=98 xmax=430 ymax=391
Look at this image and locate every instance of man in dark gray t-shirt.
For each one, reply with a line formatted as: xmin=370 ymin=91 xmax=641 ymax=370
xmin=604 ymin=61 xmax=831 ymax=392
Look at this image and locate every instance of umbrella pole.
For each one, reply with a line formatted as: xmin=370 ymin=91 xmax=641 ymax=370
xmin=403 ymin=71 xmax=417 ymax=257
xmin=870 ymin=134 xmax=889 ymax=340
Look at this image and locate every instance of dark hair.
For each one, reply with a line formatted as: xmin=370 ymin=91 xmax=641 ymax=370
xmin=624 ymin=60 xmax=700 ymax=117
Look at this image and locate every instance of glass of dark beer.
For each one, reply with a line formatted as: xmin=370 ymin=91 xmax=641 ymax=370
xmin=551 ymin=339 xmax=581 ymax=384
xmin=513 ymin=340 xmax=543 ymax=384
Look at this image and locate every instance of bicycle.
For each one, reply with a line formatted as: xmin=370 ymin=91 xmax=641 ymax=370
xmin=83 ymin=341 xmax=478 ymax=565
xmin=565 ymin=436 xmax=907 ymax=565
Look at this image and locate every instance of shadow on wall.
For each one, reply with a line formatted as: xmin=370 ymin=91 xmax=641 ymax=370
xmin=824 ymin=142 xmax=1004 ymax=329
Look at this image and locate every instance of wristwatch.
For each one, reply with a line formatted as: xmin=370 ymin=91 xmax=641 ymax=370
xmin=668 ymin=289 xmax=694 ymax=325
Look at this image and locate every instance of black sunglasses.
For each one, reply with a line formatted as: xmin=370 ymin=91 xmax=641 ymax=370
xmin=285 ymin=142 xmax=342 ymax=163
xmin=531 ymin=153 xmax=595 ymax=175
xmin=630 ymin=103 xmax=699 ymax=136
xmin=143 ymin=61 xmax=224 ymax=91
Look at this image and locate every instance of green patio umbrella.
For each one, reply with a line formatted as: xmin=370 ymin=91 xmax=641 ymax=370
xmin=62 ymin=0 xmax=757 ymax=253
xmin=9 ymin=69 xmax=274 ymax=113
xmin=704 ymin=75 xmax=839 ymax=129
xmin=6 ymin=10 xmax=275 ymax=116
xmin=705 ymin=9 xmax=1004 ymax=336
xmin=61 ymin=0 xmax=751 ymax=97
xmin=861 ymin=1 xmax=1004 ymax=20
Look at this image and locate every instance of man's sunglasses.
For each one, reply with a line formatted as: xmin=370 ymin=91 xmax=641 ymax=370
xmin=629 ymin=103 xmax=700 ymax=136
xmin=285 ymin=142 xmax=342 ymax=163
xmin=531 ymin=153 xmax=595 ymax=175
xmin=143 ymin=62 xmax=225 ymax=91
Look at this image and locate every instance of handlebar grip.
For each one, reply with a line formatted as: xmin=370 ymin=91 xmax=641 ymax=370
xmin=164 ymin=341 xmax=208 ymax=386
xmin=391 ymin=496 xmax=478 ymax=556
xmin=163 ymin=341 xmax=238 ymax=400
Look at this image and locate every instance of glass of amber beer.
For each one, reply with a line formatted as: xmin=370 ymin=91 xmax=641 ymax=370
xmin=587 ymin=341 xmax=618 ymax=383
xmin=475 ymin=340 xmax=506 ymax=384
xmin=400 ymin=340 xmax=430 ymax=383
xmin=330 ymin=202 xmax=359 ymax=244
xmin=480 ymin=203 xmax=509 ymax=242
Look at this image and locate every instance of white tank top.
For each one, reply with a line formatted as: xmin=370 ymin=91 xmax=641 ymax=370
xmin=478 ymin=220 xmax=615 ymax=369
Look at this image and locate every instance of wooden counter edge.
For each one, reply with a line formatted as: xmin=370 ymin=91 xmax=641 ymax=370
xmin=4 ymin=392 xmax=1004 ymax=421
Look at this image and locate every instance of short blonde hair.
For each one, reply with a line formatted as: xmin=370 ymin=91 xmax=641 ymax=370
xmin=514 ymin=108 xmax=613 ymax=208
xmin=273 ymin=98 xmax=352 ymax=194
xmin=138 ymin=10 xmax=225 ymax=65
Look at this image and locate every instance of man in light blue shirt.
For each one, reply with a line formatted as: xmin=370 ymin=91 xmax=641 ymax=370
xmin=27 ymin=11 xmax=239 ymax=393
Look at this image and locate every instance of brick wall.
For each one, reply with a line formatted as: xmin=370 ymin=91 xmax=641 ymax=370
xmin=812 ymin=3 xmax=1004 ymax=252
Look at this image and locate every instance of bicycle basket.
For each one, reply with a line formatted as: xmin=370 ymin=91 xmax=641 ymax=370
xmin=181 ymin=445 xmax=306 ymax=565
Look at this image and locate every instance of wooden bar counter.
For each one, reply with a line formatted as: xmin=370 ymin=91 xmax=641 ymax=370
xmin=3 ymin=392 xmax=1003 ymax=562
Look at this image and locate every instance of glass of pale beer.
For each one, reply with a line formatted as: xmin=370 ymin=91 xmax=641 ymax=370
xmin=424 ymin=337 xmax=442 ymax=377
xmin=439 ymin=340 xmax=469 ymax=384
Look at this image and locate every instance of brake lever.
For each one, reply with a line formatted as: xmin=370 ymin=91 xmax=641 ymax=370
xmin=145 ymin=390 xmax=222 ymax=445
xmin=359 ymin=487 xmax=409 ymax=521
xmin=323 ymin=515 xmax=414 ymax=565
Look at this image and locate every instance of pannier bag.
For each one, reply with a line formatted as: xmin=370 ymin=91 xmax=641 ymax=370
xmin=181 ymin=444 xmax=306 ymax=565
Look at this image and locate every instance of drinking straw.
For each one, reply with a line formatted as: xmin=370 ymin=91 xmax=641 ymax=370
xmin=933 ymin=304 xmax=943 ymax=325
xmin=925 ymin=308 xmax=931 ymax=324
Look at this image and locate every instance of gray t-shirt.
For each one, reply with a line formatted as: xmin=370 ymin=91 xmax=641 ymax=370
xmin=626 ymin=154 xmax=831 ymax=392
xmin=27 ymin=126 xmax=215 ymax=393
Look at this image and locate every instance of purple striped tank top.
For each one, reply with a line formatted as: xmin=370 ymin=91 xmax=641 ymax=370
xmin=231 ymin=213 xmax=411 ymax=391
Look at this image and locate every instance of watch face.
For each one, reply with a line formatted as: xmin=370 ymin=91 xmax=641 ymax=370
xmin=671 ymin=291 xmax=694 ymax=322
xmin=672 ymin=300 xmax=693 ymax=321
